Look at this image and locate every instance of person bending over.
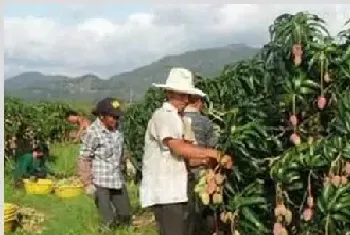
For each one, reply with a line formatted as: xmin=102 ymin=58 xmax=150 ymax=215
xmin=13 ymin=143 xmax=54 ymax=187
xmin=65 ymin=110 xmax=91 ymax=142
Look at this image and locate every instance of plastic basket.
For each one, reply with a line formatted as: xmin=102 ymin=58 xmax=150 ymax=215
xmin=23 ymin=179 xmax=53 ymax=194
xmin=4 ymin=211 xmax=17 ymax=221
xmin=55 ymin=185 xmax=84 ymax=198
xmin=4 ymin=203 xmax=17 ymax=215
xmin=4 ymin=218 xmax=15 ymax=233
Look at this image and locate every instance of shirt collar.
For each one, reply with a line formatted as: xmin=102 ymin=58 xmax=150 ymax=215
xmin=162 ymin=102 xmax=179 ymax=112
xmin=184 ymin=106 xmax=199 ymax=113
xmin=94 ymin=118 xmax=109 ymax=133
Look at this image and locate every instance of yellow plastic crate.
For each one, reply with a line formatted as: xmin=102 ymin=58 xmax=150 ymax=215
xmin=55 ymin=186 xmax=83 ymax=198
xmin=4 ymin=203 xmax=17 ymax=215
xmin=23 ymin=179 xmax=53 ymax=195
xmin=4 ymin=218 xmax=15 ymax=233
xmin=4 ymin=211 xmax=17 ymax=221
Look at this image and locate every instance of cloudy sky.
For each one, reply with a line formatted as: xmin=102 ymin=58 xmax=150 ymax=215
xmin=4 ymin=4 xmax=350 ymax=78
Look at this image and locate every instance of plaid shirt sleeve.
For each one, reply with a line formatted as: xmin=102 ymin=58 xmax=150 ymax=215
xmin=77 ymin=128 xmax=97 ymax=186
xmin=79 ymin=129 xmax=98 ymax=159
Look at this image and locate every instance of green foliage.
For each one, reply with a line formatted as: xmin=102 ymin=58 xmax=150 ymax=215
xmin=124 ymin=12 xmax=350 ymax=234
xmin=317 ymin=184 xmax=350 ymax=234
xmin=4 ymin=97 xmax=76 ymax=152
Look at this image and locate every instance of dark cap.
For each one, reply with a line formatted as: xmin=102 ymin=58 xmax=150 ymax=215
xmin=92 ymin=97 xmax=124 ymax=117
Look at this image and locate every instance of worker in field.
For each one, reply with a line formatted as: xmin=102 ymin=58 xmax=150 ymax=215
xmin=184 ymin=94 xmax=220 ymax=235
xmin=77 ymin=97 xmax=131 ymax=232
xmin=13 ymin=142 xmax=54 ymax=187
xmin=140 ymin=67 xmax=233 ymax=235
xmin=65 ymin=110 xmax=91 ymax=143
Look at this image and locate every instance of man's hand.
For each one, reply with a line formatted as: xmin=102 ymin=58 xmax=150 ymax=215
xmin=202 ymin=158 xmax=209 ymax=166
xmin=189 ymin=158 xmax=209 ymax=168
xmin=220 ymin=155 xmax=233 ymax=169
xmin=85 ymin=184 xmax=96 ymax=196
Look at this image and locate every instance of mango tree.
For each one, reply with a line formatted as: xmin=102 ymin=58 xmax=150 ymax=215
xmin=124 ymin=12 xmax=350 ymax=235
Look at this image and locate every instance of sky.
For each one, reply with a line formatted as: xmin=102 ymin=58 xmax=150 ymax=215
xmin=4 ymin=4 xmax=350 ymax=79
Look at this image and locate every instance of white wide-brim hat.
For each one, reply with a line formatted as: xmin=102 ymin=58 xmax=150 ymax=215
xmin=152 ymin=67 xmax=206 ymax=97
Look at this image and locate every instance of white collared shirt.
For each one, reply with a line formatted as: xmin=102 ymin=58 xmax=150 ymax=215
xmin=140 ymin=102 xmax=188 ymax=208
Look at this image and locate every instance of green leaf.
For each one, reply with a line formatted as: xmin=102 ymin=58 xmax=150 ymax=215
xmin=236 ymin=197 xmax=267 ymax=207
xmin=241 ymin=207 xmax=269 ymax=233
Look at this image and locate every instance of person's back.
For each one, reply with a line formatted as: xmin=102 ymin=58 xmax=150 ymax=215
xmin=183 ymin=110 xmax=217 ymax=148
xmin=184 ymin=106 xmax=218 ymax=177
xmin=184 ymin=100 xmax=219 ymax=235
xmin=13 ymin=143 xmax=53 ymax=187
xmin=65 ymin=110 xmax=91 ymax=142
xmin=13 ymin=153 xmax=33 ymax=182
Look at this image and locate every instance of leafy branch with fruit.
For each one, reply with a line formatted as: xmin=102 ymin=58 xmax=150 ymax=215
xmin=124 ymin=12 xmax=350 ymax=235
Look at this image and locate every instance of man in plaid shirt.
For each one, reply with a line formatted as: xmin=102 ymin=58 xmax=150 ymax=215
xmin=77 ymin=97 xmax=131 ymax=231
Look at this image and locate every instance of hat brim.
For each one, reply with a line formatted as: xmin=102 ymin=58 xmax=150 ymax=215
xmin=92 ymin=109 xmax=124 ymax=117
xmin=152 ymin=83 xmax=206 ymax=97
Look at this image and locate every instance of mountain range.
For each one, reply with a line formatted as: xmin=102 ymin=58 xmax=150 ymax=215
xmin=5 ymin=43 xmax=259 ymax=103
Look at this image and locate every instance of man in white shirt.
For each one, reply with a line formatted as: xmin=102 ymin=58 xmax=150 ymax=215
xmin=140 ymin=68 xmax=233 ymax=235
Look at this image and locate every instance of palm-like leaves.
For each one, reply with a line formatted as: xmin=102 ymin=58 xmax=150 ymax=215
xmin=318 ymin=184 xmax=350 ymax=235
xmin=225 ymin=180 xmax=271 ymax=234
xmin=269 ymin=12 xmax=329 ymax=56
xmin=331 ymin=92 xmax=350 ymax=137
xmin=258 ymin=42 xmax=287 ymax=73
xmin=308 ymin=36 xmax=338 ymax=94
xmin=308 ymin=36 xmax=338 ymax=73
xmin=282 ymin=71 xmax=319 ymax=107
xmin=338 ymin=18 xmax=350 ymax=42
xmin=339 ymin=43 xmax=350 ymax=81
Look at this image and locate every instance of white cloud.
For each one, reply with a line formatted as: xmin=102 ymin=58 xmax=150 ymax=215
xmin=4 ymin=4 xmax=350 ymax=78
xmin=77 ymin=18 xmax=118 ymax=36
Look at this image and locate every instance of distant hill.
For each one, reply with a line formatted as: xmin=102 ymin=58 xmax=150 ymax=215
xmin=5 ymin=44 xmax=259 ymax=102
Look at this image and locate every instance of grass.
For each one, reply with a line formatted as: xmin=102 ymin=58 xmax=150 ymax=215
xmin=4 ymin=143 xmax=157 ymax=235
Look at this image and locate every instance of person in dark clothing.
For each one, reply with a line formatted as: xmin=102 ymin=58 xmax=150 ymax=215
xmin=184 ymin=94 xmax=219 ymax=235
xmin=13 ymin=143 xmax=54 ymax=187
